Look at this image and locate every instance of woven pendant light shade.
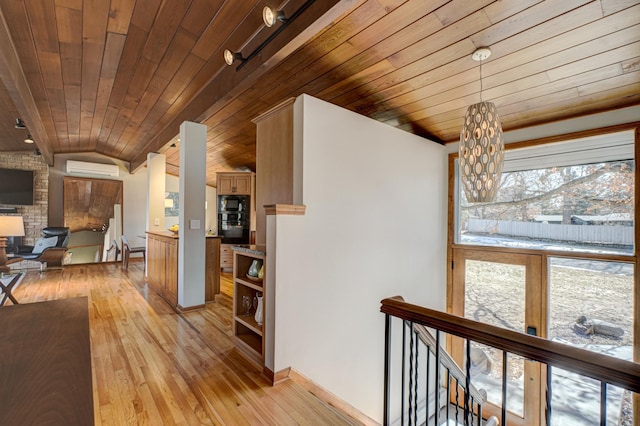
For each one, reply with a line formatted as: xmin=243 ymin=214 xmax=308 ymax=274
xmin=459 ymin=101 xmax=504 ymax=203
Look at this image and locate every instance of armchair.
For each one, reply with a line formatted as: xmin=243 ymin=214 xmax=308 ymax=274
xmin=16 ymin=227 xmax=70 ymax=270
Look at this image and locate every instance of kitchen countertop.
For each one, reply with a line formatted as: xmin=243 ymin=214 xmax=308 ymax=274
xmin=146 ymin=230 xmax=222 ymax=239
xmin=231 ymin=244 xmax=266 ymax=256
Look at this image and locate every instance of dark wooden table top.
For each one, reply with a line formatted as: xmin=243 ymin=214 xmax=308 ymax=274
xmin=0 ymin=297 xmax=93 ymax=425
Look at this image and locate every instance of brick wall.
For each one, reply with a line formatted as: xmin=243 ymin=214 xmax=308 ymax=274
xmin=0 ymin=153 xmax=49 ymax=245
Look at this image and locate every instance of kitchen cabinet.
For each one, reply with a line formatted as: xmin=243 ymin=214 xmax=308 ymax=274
xmin=205 ymin=236 xmax=222 ymax=301
xmin=217 ymin=173 xmax=252 ymax=195
xmin=146 ymin=231 xmax=178 ymax=307
xmin=217 ymin=172 xmax=256 ymax=270
xmin=146 ymin=231 xmax=221 ymax=310
xmin=220 ymin=243 xmax=234 ymax=270
xmin=232 ymin=245 xmax=266 ymax=366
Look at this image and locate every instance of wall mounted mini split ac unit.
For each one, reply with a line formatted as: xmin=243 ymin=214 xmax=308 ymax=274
xmin=66 ymin=160 xmax=119 ymax=177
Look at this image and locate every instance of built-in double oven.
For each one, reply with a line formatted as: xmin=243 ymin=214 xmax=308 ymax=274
xmin=217 ymin=195 xmax=250 ymax=244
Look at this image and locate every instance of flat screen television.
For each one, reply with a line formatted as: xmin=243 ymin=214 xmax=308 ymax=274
xmin=0 ymin=168 xmax=34 ymax=205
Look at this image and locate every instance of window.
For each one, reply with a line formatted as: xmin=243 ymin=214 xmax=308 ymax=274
xmin=449 ymin=129 xmax=638 ymax=424
xmin=455 ymin=131 xmax=635 ymax=255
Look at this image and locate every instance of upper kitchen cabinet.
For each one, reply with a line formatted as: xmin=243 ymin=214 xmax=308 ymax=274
xmin=217 ymin=173 xmax=253 ymax=195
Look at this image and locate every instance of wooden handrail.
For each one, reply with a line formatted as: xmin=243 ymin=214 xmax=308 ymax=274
xmin=381 ymin=296 xmax=640 ymax=393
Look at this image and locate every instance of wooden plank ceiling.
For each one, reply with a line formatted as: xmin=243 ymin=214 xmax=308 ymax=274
xmin=0 ymin=0 xmax=638 ymax=187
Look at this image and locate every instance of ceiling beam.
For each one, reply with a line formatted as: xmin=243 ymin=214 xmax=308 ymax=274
xmin=0 ymin=4 xmax=53 ymax=165
xmin=130 ymin=0 xmax=365 ymax=172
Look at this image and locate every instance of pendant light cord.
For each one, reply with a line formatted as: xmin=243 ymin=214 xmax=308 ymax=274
xmin=479 ymin=58 xmax=483 ymax=103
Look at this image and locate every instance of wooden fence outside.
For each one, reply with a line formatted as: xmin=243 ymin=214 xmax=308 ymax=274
xmin=466 ymin=219 xmax=633 ymax=245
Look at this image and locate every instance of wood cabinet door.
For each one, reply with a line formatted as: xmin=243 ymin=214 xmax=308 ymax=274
xmin=217 ymin=175 xmax=235 ymax=194
xmin=233 ymin=175 xmax=252 ymax=194
xmin=164 ymin=240 xmax=178 ymax=305
xmin=147 ymin=236 xmax=160 ymax=288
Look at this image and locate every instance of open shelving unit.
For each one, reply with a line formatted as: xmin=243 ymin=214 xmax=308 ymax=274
xmin=232 ymin=246 xmax=266 ymax=365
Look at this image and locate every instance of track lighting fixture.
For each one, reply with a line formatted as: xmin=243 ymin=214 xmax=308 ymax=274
xmin=14 ymin=118 xmax=26 ymax=129
xmin=262 ymin=6 xmax=288 ymax=27
xmin=24 ymin=134 xmax=34 ymax=144
xmin=228 ymin=1 xmax=309 ymax=71
xmin=223 ymin=49 xmax=244 ymax=66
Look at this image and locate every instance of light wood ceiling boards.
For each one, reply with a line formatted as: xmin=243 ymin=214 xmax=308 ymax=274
xmin=0 ymin=0 xmax=638 ymax=186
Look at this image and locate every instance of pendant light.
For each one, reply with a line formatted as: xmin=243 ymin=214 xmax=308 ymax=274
xmin=459 ymin=47 xmax=504 ymax=203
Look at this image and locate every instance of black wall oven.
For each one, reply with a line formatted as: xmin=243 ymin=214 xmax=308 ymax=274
xmin=218 ymin=195 xmax=250 ymax=244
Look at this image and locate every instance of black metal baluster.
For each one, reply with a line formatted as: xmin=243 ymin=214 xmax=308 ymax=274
xmin=600 ymin=382 xmax=607 ymax=426
xmin=465 ymin=340 xmax=471 ymax=426
xmin=446 ymin=369 xmax=451 ymax=424
xmin=435 ymin=330 xmax=441 ymax=426
xmin=402 ymin=321 xmax=407 ymax=426
xmin=426 ymin=346 xmax=431 ymax=424
xmin=470 ymin=397 xmax=475 ymax=426
xmin=502 ymin=351 xmax=507 ymax=426
xmin=545 ymin=365 xmax=552 ymax=426
xmin=409 ymin=323 xmax=414 ymax=426
xmin=383 ymin=314 xmax=391 ymax=426
xmin=477 ymin=400 xmax=482 ymax=426
xmin=455 ymin=378 xmax=460 ymax=425
xmin=414 ymin=330 xmax=419 ymax=426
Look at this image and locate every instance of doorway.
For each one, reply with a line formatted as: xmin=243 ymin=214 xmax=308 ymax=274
xmin=451 ymin=247 xmax=543 ymax=425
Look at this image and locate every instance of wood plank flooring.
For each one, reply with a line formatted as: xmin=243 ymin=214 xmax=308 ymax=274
xmin=12 ymin=262 xmax=360 ymax=425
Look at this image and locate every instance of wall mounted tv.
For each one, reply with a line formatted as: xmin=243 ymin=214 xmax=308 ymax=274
xmin=0 ymin=168 xmax=34 ymax=205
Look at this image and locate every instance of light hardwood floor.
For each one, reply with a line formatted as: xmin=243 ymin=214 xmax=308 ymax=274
xmin=13 ymin=261 xmax=360 ymax=425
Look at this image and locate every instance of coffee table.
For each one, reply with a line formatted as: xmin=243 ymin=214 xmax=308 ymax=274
xmin=0 ymin=271 xmax=25 ymax=306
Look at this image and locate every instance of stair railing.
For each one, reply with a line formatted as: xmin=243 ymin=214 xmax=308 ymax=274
xmin=381 ymin=295 xmax=640 ymax=426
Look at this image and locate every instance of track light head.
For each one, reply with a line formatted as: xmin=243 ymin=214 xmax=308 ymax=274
xmin=14 ymin=118 xmax=26 ymax=129
xmin=24 ymin=134 xmax=34 ymax=144
xmin=262 ymin=6 xmax=287 ymax=27
xmin=223 ymin=49 xmax=244 ymax=66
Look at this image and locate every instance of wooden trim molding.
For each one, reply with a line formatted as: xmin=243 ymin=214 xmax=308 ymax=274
xmin=252 ymin=98 xmax=296 ymax=124
xmin=176 ymin=304 xmax=206 ymax=313
xmin=263 ymin=366 xmax=291 ymax=385
xmin=502 ymin=122 xmax=640 ymax=152
xmin=288 ymin=368 xmax=378 ymax=426
xmin=264 ymin=204 xmax=306 ymax=216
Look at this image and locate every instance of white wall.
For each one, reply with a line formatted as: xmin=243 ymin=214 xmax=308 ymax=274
xmin=270 ymin=95 xmax=448 ymax=422
xmin=123 ymin=167 xmax=148 ymax=247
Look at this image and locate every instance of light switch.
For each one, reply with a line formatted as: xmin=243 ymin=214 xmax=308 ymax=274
xmin=154 ymin=218 xmax=159 ymax=226
xmin=190 ymin=219 xmax=201 ymax=230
